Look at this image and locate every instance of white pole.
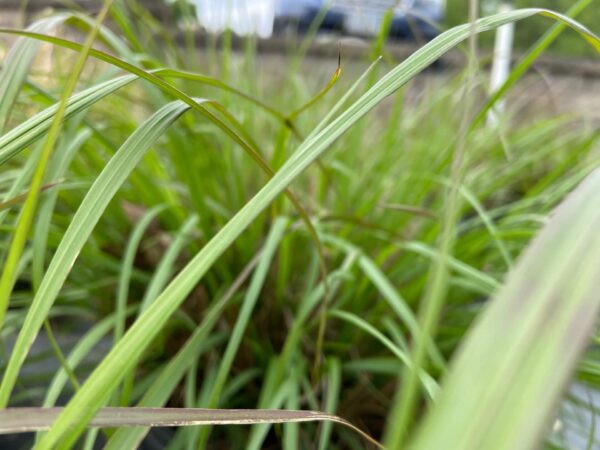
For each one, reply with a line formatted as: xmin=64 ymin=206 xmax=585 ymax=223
xmin=488 ymin=2 xmax=514 ymax=126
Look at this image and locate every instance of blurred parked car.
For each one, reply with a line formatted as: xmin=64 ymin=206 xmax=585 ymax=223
xmin=275 ymin=0 xmax=445 ymax=40
xmin=177 ymin=0 xmax=444 ymax=40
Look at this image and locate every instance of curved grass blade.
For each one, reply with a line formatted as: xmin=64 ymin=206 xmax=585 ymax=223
xmin=329 ymin=309 xmax=439 ymax=399
xmin=196 ymin=217 xmax=288 ymax=448
xmin=0 ymin=99 xmax=197 ymax=408
xmin=307 ymin=56 xmax=381 ymax=140
xmin=471 ymin=0 xmax=595 ymax=130
xmin=409 ymin=167 xmax=600 ymax=450
xmin=114 ymin=205 xmax=167 ymax=345
xmin=0 ymin=407 xmax=384 ymax=449
xmin=1 ymin=10 xmax=294 ymax=131
xmin=155 ymin=68 xmax=290 ymax=127
xmin=321 ymin=233 xmax=444 ymax=367
xmin=0 ymin=30 xmax=297 ymax=140
xmin=287 ymin=61 xmax=342 ymax=120
xmin=107 ymin=251 xmax=264 ymax=449
xmin=33 ymin=9 xmax=600 ymax=449
xmin=0 ymin=10 xmax=139 ymax=135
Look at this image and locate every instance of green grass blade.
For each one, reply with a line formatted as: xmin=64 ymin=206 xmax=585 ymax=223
xmin=139 ymin=215 xmax=199 ymax=313
xmin=155 ymin=68 xmax=291 ymax=127
xmin=283 ymin=370 xmax=300 ymax=450
xmin=321 ymin=233 xmax=444 ymax=367
xmin=0 ymin=26 xmax=328 ymax=290
xmin=402 ymin=240 xmax=501 ymax=294
xmin=32 ymin=9 xmax=600 ymax=449
xmin=329 ymin=310 xmax=439 ymax=399
xmin=106 ymin=250 xmax=265 ymax=448
xmin=0 ymin=407 xmax=383 ymax=449
xmin=318 ymin=357 xmax=342 ymax=450
xmin=41 ymin=309 xmax=134 ymax=409
xmin=471 ymin=0 xmax=595 ymax=129
xmin=409 ymin=168 xmax=600 ymax=450
xmin=0 ymin=181 xmax=63 ymax=213
xmin=114 ymin=205 xmax=167 ymax=345
xmin=0 ymin=143 xmax=40 ymax=229
xmin=287 ymin=63 xmax=341 ymax=120
xmin=196 ymin=217 xmax=288 ymax=447
xmin=32 ymin=129 xmax=92 ymax=290
xmin=250 ymin=251 xmax=359 ymax=435
xmin=459 ymin=185 xmax=513 ymax=269
xmin=0 ymin=30 xmax=297 ymax=145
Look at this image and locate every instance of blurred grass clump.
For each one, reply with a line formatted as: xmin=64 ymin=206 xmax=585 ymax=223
xmin=0 ymin=1 xmax=599 ymax=449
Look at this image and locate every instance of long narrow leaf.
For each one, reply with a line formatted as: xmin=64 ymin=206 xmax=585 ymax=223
xmin=410 ymin=168 xmax=600 ymax=450
xmin=196 ymin=217 xmax=288 ymax=447
xmin=0 ymin=407 xmax=383 ymax=449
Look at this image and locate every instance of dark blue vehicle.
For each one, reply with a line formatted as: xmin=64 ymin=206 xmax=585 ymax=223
xmin=275 ymin=0 xmax=444 ymax=40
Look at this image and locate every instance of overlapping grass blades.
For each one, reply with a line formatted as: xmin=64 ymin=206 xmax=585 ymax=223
xmin=22 ymin=8 xmax=598 ymax=449
xmin=0 ymin=1 xmax=114 ymax=331
xmin=0 ymin=22 xmax=333 ymax=303
xmin=195 ymin=217 xmax=288 ymax=447
xmin=0 ymin=74 xmax=137 ymax=165
xmin=0 ymin=99 xmax=196 ymax=407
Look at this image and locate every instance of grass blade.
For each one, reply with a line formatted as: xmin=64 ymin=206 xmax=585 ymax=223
xmin=318 ymin=358 xmax=341 ymax=450
xmin=410 ymin=168 xmax=600 ymax=450
xmin=196 ymin=217 xmax=288 ymax=447
xmin=471 ymin=0 xmax=595 ymax=129
xmin=329 ymin=309 xmax=439 ymax=399
xmin=0 ymin=406 xmax=383 ymax=449
xmin=106 ymin=252 xmax=265 ymax=449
